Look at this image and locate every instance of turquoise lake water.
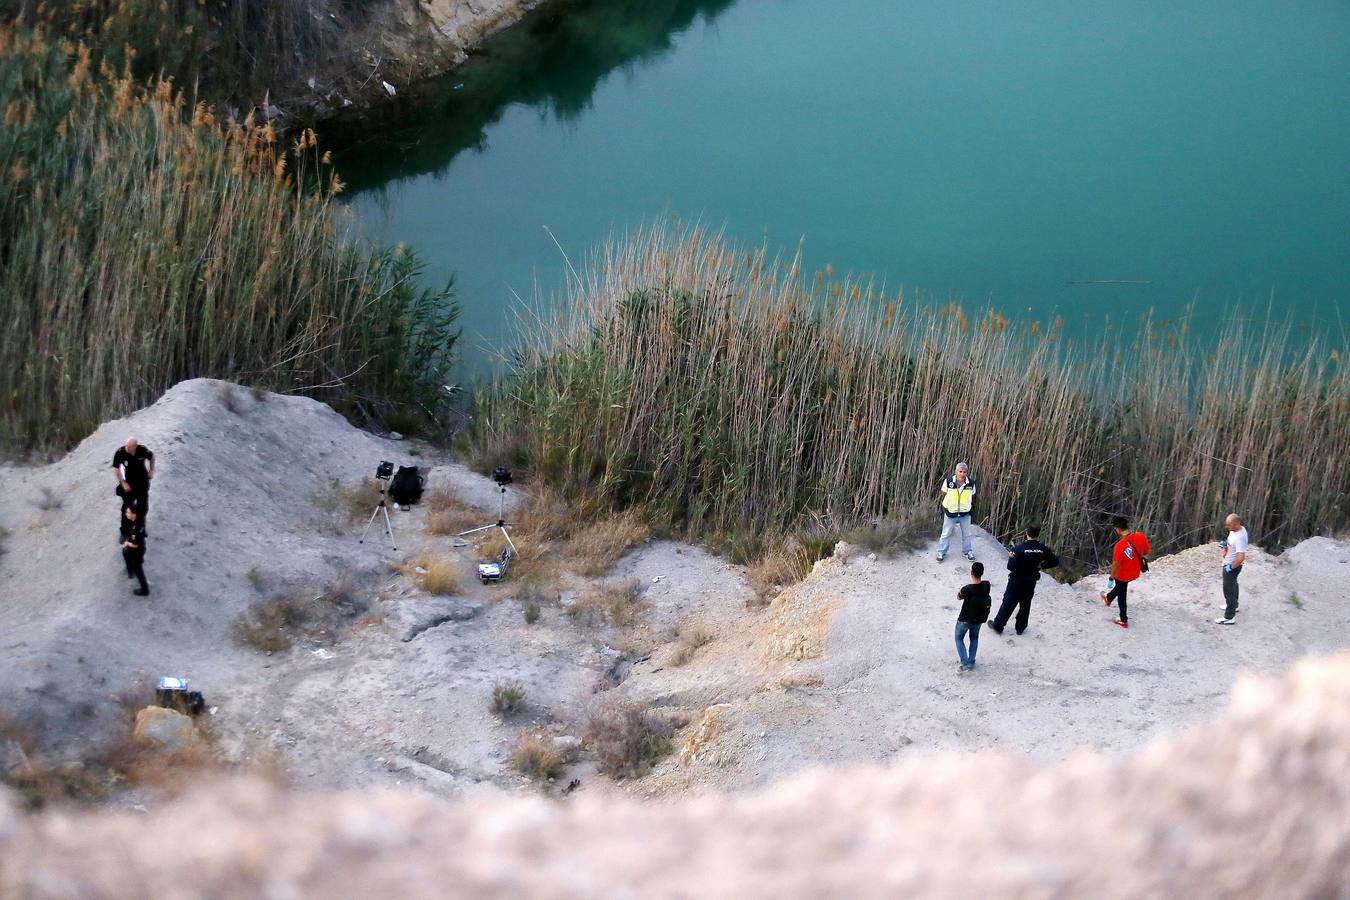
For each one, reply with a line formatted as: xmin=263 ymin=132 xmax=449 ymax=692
xmin=338 ymin=0 xmax=1350 ymax=357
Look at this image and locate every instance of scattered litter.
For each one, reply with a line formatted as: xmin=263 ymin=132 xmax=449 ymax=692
xmin=312 ymin=649 xmax=335 ymax=660
xmin=453 ymin=83 xmax=465 ymax=90
xmin=208 ymin=707 xmax=218 ymax=716
xmin=389 ymin=431 xmax=404 ymax=441
xmin=414 ymin=566 xmax=427 ymax=575
xmin=652 ymin=575 xmax=665 ymax=584
xmin=382 ymin=80 xmax=397 ymax=96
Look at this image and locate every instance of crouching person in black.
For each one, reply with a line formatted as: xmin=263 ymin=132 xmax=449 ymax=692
xmin=989 ymin=525 xmax=1059 ymax=635
xmin=121 ymin=503 xmax=149 ymax=596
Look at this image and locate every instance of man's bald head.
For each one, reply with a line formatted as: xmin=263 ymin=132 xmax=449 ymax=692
xmin=124 ymin=437 xmax=138 ymax=453
xmin=1226 ymin=513 xmax=1243 ymax=530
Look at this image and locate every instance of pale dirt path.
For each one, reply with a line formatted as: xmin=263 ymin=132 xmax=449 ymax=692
xmin=634 ymin=528 xmax=1350 ymax=794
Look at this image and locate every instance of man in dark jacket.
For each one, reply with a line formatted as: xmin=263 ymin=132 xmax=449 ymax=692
xmin=988 ymin=525 xmax=1059 ymax=636
xmin=112 ymin=436 xmax=155 ymax=528
xmin=955 ymin=561 xmax=991 ymax=671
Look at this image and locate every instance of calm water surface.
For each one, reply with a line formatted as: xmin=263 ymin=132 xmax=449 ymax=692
xmin=338 ymin=0 xmax=1350 ymax=357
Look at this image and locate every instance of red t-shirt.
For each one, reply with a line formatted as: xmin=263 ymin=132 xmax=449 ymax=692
xmin=1113 ymin=532 xmax=1151 ymax=582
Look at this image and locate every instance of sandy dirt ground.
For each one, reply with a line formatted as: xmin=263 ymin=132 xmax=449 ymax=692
xmin=1 ymin=379 xmax=1346 ymax=805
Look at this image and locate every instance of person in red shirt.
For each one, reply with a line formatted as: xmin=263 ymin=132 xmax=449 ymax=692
xmin=1100 ymin=515 xmax=1150 ymax=629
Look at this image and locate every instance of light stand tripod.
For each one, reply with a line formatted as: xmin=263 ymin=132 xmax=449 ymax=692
xmin=456 ymin=468 xmax=517 ymax=582
xmin=359 ymin=466 xmax=398 ymax=550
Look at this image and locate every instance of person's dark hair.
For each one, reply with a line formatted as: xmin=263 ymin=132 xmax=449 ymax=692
xmin=1026 ymin=525 xmax=1041 ymax=539
xmin=971 ymin=561 xmax=984 ymax=578
xmin=1111 ymin=515 xmax=1129 ymax=530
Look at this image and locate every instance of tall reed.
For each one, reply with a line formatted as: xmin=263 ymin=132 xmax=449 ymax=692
xmin=0 ymin=27 xmax=457 ymax=451
xmin=475 ymin=226 xmax=1349 ymax=567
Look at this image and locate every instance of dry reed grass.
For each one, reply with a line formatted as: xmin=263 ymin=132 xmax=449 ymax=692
xmin=0 ymin=26 xmax=457 ymax=452
xmin=400 ymin=555 xmax=462 ymax=596
xmin=474 ymin=226 xmax=1350 ymax=568
xmin=5 ymin=0 xmax=373 ymax=117
xmin=422 ymin=488 xmax=483 ymax=536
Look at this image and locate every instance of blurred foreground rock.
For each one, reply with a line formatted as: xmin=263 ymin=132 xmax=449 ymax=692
xmin=3 ymin=653 xmax=1348 ymax=898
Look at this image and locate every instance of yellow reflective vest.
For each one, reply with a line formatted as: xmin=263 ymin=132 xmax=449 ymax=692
xmin=941 ymin=476 xmax=976 ymax=516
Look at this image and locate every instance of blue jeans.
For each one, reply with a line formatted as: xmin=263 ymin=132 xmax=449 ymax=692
xmin=955 ymin=621 xmax=981 ymax=668
xmin=938 ymin=514 xmax=972 ymax=555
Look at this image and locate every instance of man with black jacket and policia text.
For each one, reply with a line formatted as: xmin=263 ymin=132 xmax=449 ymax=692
xmin=988 ymin=525 xmax=1059 ymax=635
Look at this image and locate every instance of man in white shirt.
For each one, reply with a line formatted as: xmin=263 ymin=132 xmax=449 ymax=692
xmin=1215 ymin=513 xmax=1249 ymax=625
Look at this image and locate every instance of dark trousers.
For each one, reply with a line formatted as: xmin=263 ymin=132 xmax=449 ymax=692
xmin=992 ymin=576 xmax=1037 ymax=633
xmin=1106 ymin=579 xmax=1130 ymax=622
xmin=1223 ymin=566 xmax=1241 ymax=618
xmin=123 ymin=547 xmax=148 ymax=592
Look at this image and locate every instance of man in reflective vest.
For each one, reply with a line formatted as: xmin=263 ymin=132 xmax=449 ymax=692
xmin=936 ymin=462 xmax=977 ymax=562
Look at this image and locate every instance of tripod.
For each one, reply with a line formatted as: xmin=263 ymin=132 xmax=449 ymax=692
xmin=359 ymin=477 xmax=398 ymax=550
xmin=457 ymin=484 xmax=518 ymax=553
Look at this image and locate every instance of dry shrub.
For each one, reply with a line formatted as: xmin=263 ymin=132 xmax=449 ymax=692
xmin=398 ymin=554 xmax=463 ymax=595
xmin=31 ymin=486 xmax=63 ymax=511
xmin=233 ymin=577 xmax=369 ymax=651
xmin=0 ymin=715 xmax=106 ymax=810
xmin=510 ymin=732 xmax=566 ymax=782
xmin=746 ymin=539 xmax=818 ymax=602
xmin=1 ymin=708 xmax=221 ymax=810
xmin=840 ymin=507 xmax=930 ymax=557
xmin=566 ymin=511 xmax=651 ymax=577
xmin=669 ymin=624 xmax=714 ymax=667
xmin=582 ymin=695 xmax=675 ymax=779
xmin=313 ymin=478 xmax=383 ymax=530
xmin=568 ymin=577 xmax=644 ymax=628
xmin=419 ymin=558 xmax=462 ymax=596
xmin=217 ymin=382 xmax=242 ymax=414
xmin=423 ymin=488 xmax=482 ymax=536
xmin=490 ymin=682 xmax=526 ymax=716
xmin=523 ymin=601 xmax=542 ymax=624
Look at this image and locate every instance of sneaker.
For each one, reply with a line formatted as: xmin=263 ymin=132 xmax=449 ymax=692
xmin=1100 ymin=592 xmax=1112 ymax=606
xmin=957 ymin=664 xmax=970 ymax=673
xmin=936 ymin=553 xmax=946 ymax=562
xmin=1113 ymin=618 xmax=1128 ymax=628
xmin=964 ymin=551 xmax=976 ymax=561
xmin=1214 ymin=617 xmax=1235 ymax=625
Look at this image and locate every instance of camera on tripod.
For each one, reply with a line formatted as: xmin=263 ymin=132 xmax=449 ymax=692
xmin=458 ymin=465 xmax=517 ymax=583
xmin=359 ymin=460 xmax=423 ymax=550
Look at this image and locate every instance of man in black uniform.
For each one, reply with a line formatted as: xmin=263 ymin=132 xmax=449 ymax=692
xmin=988 ymin=525 xmax=1059 ymax=635
xmin=112 ymin=436 xmax=155 ymax=527
xmin=120 ymin=502 xmax=149 ymax=596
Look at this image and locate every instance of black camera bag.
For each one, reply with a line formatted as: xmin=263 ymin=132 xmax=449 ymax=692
xmin=389 ymin=465 xmax=425 ymax=505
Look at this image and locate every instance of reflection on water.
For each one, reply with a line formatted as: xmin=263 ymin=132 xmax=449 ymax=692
xmin=337 ymin=0 xmax=1350 ymax=362
xmin=336 ymin=0 xmax=736 ymax=191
